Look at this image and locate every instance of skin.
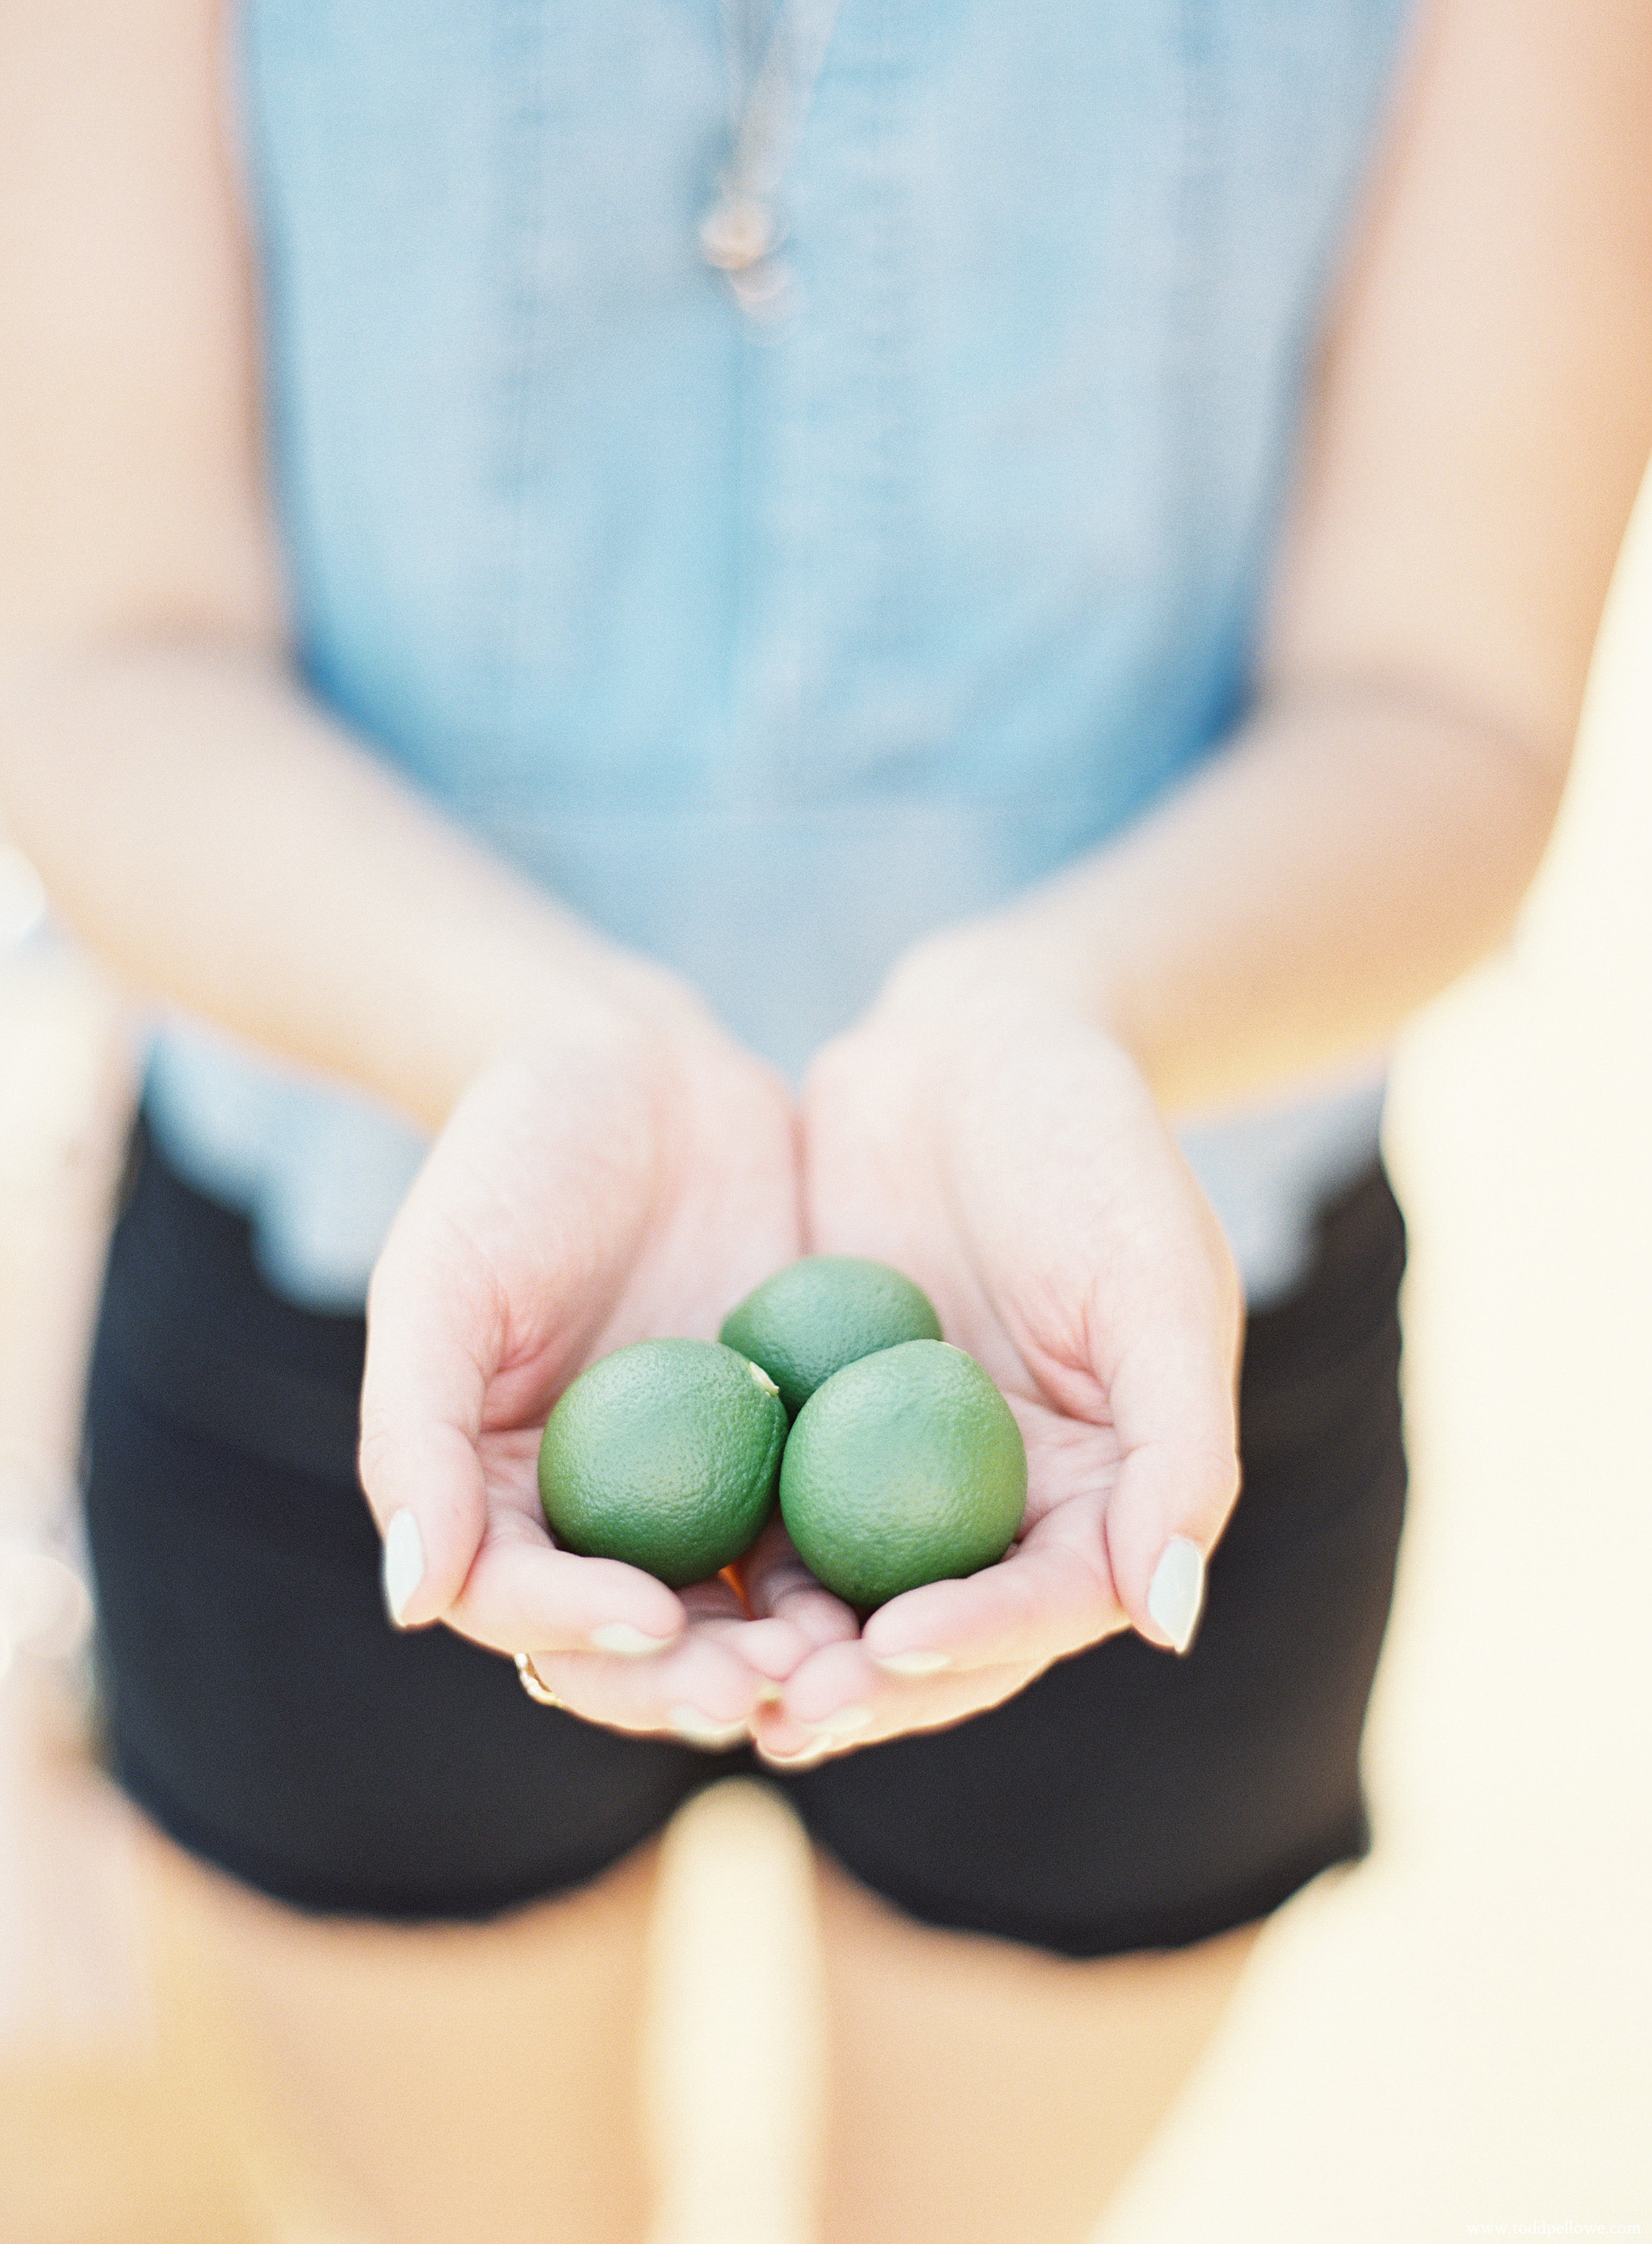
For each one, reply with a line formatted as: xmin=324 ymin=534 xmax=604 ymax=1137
xmin=2 ymin=1 xmax=1648 ymax=2237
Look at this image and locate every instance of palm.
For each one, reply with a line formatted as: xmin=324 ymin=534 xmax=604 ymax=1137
xmin=453 ymin=1037 xmax=798 ymax=1625
xmin=361 ymin=1012 xmax=856 ymax=1733
xmin=747 ymin=998 xmax=1239 ymax=1759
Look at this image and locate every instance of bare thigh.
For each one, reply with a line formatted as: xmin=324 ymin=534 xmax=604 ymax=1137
xmin=137 ymin=1794 xmax=1259 ymax=2244
xmin=141 ymin=1818 xmax=663 ymax=2244
xmin=813 ymin=1850 xmax=1262 ymax=2244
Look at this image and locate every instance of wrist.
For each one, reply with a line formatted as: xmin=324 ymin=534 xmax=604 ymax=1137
xmin=416 ymin=918 xmax=712 ymax=1128
xmin=870 ymin=901 xmax=1129 ymax=1057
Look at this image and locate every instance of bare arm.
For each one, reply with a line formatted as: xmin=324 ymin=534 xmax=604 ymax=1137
xmin=8 ymin=0 xmax=1645 ymax=1152
xmin=5 ymin=3 xmax=1647 ymax=1754
xmin=0 ymin=0 xmax=847 ymax=1735
xmin=0 ymin=0 xmax=659 ymax=1125
xmin=758 ymin=0 xmax=1652 ymax=1754
xmin=883 ymin=0 xmax=1652 ymax=1117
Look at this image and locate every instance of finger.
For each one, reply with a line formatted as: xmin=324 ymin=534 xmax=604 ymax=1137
xmin=1048 ymin=1169 xmax=1242 ymax=1657
xmin=681 ymin=1551 xmax=847 ymax=1685
xmin=749 ymin=1638 xmax=1041 ymax=1763
xmin=679 ymin=1575 xmax=751 ymax=1623
xmin=737 ymin=1518 xmax=860 ymax=1650
xmin=691 ymin=1613 xmax=819 ymax=1686
xmin=752 ymin=1519 xmax=1133 ymax=1759
xmin=443 ymin=1522 xmax=687 ymax=1658
xmin=856 ymin=1530 xmax=1126 ymax=1678
xmin=358 ymin=1209 xmax=504 ymax=1627
xmin=1104 ymin=1439 xmax=1236 ymax=1655
xmin=679 ymin=1563 xmax=832 ymax=1679
xmin=521 ymin=1627 xmax=766 ymax=1750
xmin=1102 ymin=1304 xmax=1240 ymax=1653
xmin=751 ymin=1637 xmax=882 ymax=1758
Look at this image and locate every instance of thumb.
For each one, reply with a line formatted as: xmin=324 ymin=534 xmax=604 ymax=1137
xmin=358 ymin=1234 xmax=499 ymax=1629
xmin=1100 ymin=1290 xmax=1240 ymax=1656
xmin=1103 ymin=1439 xmax=1238 ymax=1655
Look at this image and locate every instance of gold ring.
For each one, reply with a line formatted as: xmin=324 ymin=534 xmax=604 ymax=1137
xmin=514 ymin=1651 xmax=564 ymax=1709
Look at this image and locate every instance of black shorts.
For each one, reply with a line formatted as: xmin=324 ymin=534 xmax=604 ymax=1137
xmin=83 ymin=1121 xmax=1407 ymax=1957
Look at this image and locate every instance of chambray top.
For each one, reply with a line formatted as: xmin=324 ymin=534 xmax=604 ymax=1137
xmin=147 ymin=0 xmax=1410 ymax=1309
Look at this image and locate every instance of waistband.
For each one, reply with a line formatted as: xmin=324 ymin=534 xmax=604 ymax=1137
xmin=95 ymin=1114 xmax=1405 ymax=1501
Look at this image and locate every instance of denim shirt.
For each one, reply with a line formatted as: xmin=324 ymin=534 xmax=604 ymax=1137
xmin=147 ymin=0 xmax=1411 ymax=1308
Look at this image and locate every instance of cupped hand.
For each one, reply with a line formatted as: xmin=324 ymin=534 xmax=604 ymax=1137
xmin=358 ymin=978 xmax=855 ymax=1747
xmin=748 ymin=940 xmax=1243 ymax=1766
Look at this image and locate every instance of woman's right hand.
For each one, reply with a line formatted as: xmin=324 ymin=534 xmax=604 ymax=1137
xmin=357 ymin=974 xmax=856 ymax=1748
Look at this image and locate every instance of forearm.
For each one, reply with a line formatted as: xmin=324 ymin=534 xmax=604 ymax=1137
xmin=0 ymin=640 xmax=671 ymax=1129
xmin=887 ymin=680 xmax=1567 ymax=1117
xmin=967 ymin=0 xmax=1647 ymax=1119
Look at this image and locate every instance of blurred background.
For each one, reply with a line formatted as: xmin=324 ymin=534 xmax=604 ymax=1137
xmin=1 ymin=459 xmax=1647 ymax=2241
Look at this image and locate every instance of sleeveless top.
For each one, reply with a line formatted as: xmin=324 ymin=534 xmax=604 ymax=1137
xmin=146 ymin=0 xmax=1411 ymax=1310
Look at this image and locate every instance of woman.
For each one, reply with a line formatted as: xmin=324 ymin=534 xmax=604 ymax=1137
xmin=2 ymin=1 xmax=1647 ymax=2238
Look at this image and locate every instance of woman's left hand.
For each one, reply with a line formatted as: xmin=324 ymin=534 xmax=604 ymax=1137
xmin=747 ymin=934 xmax=1244 ymax=1766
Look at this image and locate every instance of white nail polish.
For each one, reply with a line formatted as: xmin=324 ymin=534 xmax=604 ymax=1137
xmin=810 ymin=1703 xmax=874 ymax=1738
xmin=515 ymin=1652 xmax=562 ymax=1707
xmin=667 ymin=1705 xmax=750 ymax=1750
xmin=871 ymin=1648 xmax=952 ymax=1677
xmin=1147 ymin=1536 xmax=1206 ymax=1655
xmin=589 ymin=1622 xmax=676 ymax=1658
xmin=382 ymin=1509 xmax=426 ymax=1627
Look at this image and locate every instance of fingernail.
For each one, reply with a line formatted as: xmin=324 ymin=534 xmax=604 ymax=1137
xmin=515 ymin=1652 xmax=562 ymax=1707
xmin=667 ymin=1705 xmax=750 ymax=1751
xmin=1147 ymin=1536 xmax=1206 ymax=1655
xmin=871 ymin=1648 xmax=952 ymax=1677
xmin=589 ymin=1621 xmax=677 ymax=1658
xmin=382 ymin=1509 xmax=426 ymax=1628
xmin=807 ymin=1703 xmax=874 ymax=1739
xmin=764 ymin=1741 xmax=832 ymax=1770
xmin=766 ymin=1702 xmax=875 ymax=1764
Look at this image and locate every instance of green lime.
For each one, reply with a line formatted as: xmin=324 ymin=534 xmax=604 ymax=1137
xmin=719 ymin=1256 xmax=943 ymax=1420
xmin=778 ymin=1339 xmax=1028 ymax=1610
xmin=538 ymin=1338 xmax=787 ymax=1589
